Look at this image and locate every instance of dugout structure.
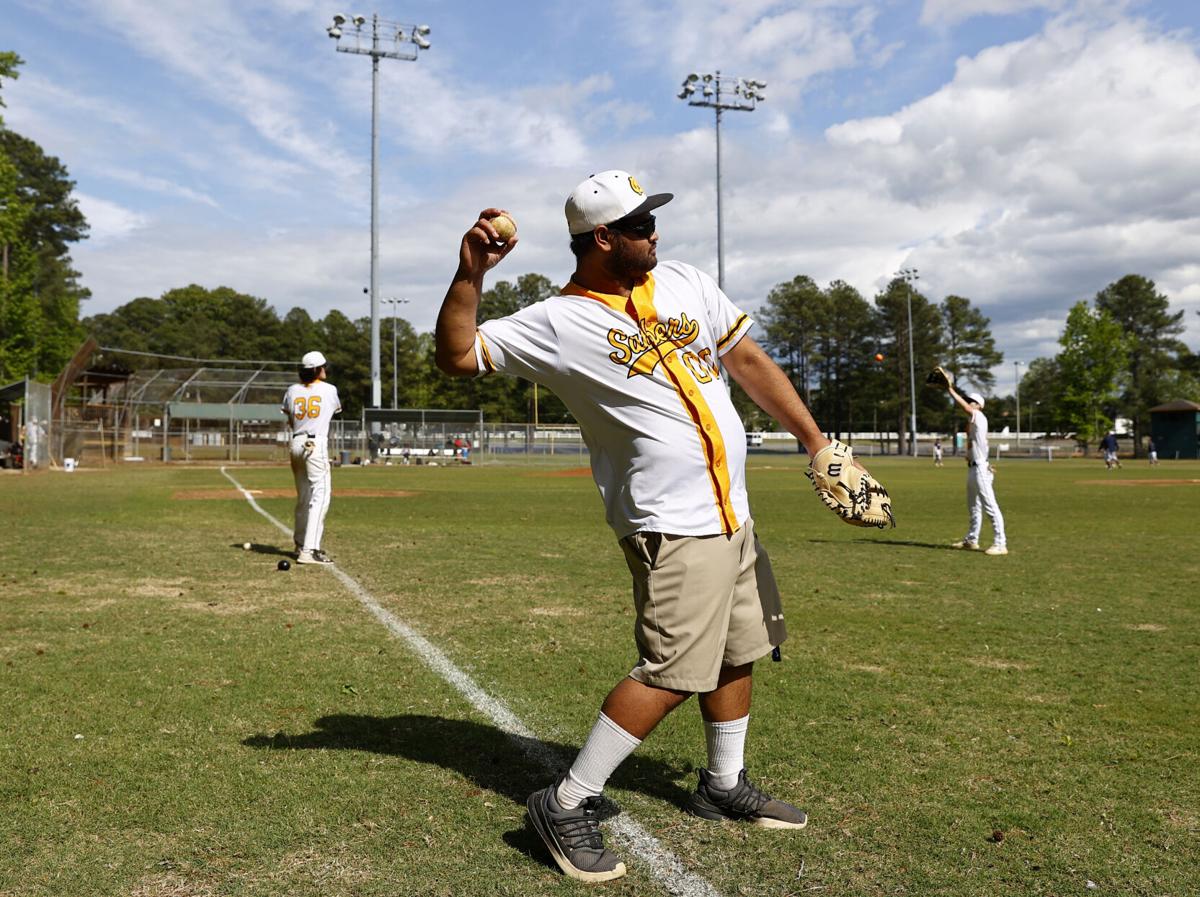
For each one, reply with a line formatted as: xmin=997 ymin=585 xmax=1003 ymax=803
xmin=363 ymin=407 xmax=484 ymax=462
xmin=1149 ymin=400 xmax=1200 ymax=459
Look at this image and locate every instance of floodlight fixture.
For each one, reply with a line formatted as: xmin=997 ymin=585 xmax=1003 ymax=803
xmin=676 ymin=69 xmax=766 ymax=289
xmin=411 ymin=28 xmax=430 ymax=49
xmin=332 ymin=13 xmax=346 ymax=25
xmin=352 ymin=14 xmax=366 ymax=26
xmin=327 ymin=25 xmax=342 ymax=38
xmin=414 ymin=24 xmax=430 ymax=35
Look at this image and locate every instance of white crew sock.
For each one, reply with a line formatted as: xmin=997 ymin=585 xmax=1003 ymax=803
xmin=555 ymin=712 xmax=642 ymax=809
xmin=704 ymin=715 xmax=749 ymax=790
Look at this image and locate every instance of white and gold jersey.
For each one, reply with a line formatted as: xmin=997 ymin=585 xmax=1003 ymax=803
xmin=282 ymin=380 xmax=342 ymax=440
xmin=967 ymin=409 xmax=990 ymax=466
xmin=476 ymin=260 xmax=753 ymax=539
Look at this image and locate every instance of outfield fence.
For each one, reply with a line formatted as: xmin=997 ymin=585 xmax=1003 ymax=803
xmin=45 ymin=413 xmax=1098 ymax=468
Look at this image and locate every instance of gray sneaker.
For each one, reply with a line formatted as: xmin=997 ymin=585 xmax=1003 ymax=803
xmin=312 ymin=549 xmax=334 ymax=564
xmin=686 ymin=768 xmax=808 ymax=829
xmin=526 ymin=780 xmax=626 ymax=882
xmin=295 ymin=549 xmax=332 ymax=566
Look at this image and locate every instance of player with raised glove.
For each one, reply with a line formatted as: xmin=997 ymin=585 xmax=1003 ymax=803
xmin=806 ymin=440 xmax=895 ymax=528
xmin=926 ymin=365 xmax=953 ymax=390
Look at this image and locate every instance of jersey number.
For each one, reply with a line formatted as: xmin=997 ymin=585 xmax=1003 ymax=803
xmin=294 ymin=396 xmax=322 ymax=420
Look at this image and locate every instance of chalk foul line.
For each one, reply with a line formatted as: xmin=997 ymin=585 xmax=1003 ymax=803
xmin=220 ymin=466 xmax=722 ymax=897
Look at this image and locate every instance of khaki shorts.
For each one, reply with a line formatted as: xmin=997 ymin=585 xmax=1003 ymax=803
xmin=619 ymin=518 xmax=787 ymax=693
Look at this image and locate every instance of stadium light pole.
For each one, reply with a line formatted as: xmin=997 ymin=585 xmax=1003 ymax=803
xmin=327 ymin=13 xmax=431 ymax=412
xmin=1014 ymin=360 xmax=1022 ymax=452
xmin=384 ymin=297 xmax=409 ymax=410
xmin=896 ymin=267 xmax=920 ymax=457
xmin=677 ymin=71 xmax=766 ymax=290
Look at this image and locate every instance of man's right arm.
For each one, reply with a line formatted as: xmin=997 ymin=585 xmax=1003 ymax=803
xmin=946 ymin=384 xmax=975 ymax=418
xmin=435 ymin=208 xmax=518 ymax=377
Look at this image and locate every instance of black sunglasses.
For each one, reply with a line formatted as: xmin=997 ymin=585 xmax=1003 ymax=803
xmin=607 ymin=215 xmax=656 ymax=239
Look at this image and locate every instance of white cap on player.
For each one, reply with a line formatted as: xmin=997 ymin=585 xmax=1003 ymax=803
xmin=565 ymin=170 xmax=673 ymax=235
xmin=301 ymin=351 xmax=327 ymax=368
xmin=966 ymin=391 xmax=985 ymax=408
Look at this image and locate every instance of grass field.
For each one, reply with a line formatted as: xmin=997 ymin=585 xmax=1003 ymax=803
xmin=2 ymin=456 xmax=1198 ymax=897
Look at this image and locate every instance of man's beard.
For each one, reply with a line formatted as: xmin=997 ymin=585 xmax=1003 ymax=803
xmin=609 ymin=238 xmax=657 ymax=281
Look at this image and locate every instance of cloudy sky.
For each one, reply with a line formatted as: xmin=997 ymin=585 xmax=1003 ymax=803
xmin=3 ymin=0 xmax=1198 ymax=379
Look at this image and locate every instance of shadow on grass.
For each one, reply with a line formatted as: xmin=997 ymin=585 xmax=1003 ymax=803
xmin=242 ymin=713 xmax=693 ymax=811
xmin=229 ymin=542 xmax=292 ymax=557
xmin=807 ymin=538 xmax=961 ymax=551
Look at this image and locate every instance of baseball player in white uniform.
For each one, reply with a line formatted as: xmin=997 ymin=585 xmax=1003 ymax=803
xmin=946 ymin=387 xmax=1008 ymax=555
xmin=436 ymin=170 xmax=846 ymax=882
xmin=282 ymin=351 xmax=341 ymax=565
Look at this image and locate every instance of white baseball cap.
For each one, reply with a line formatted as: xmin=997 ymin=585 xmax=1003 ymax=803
xmin=966 ymin=391 xmax=985 ymax=408
xmin=565 ymin=170 xmax=673 ymax=235
xmin=301 ymin=351 xmax=327 ymax=368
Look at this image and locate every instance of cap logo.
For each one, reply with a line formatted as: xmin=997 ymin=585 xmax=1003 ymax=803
xmin=628 ymin=175 xmax=644 ymax=196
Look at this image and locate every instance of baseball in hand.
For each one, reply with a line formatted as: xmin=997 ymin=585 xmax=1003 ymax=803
xmin=489 ymin=213 xmax=516 ymax=243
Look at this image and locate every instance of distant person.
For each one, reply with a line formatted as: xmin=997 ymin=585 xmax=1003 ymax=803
xmin=1099 ymin=431 xmax=1122 ymax=470
xmin=1148 ymin=437 xmax=1159 ymax=466
xmin=933 ymin=439 xmax=944 ymax=467
xmin=937 ymin=385 xmax=1007 ymax=556
xmin=282 ymin=351 xmax=341 ymax=565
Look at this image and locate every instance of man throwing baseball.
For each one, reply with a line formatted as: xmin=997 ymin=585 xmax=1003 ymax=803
xmin=282 ymin=351 xmax=341 ymax=565
xmin=943 ymin=382 xmax=1008 ymax=555
xmin=436 ymin=170 xmax=878 ymax=882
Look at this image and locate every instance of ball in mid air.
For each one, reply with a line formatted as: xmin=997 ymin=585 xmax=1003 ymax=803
xmin=874 ymin=353 xmax=884 ymax=361
xmin=242 ymin=542 xmax=252 ymax=550
xmin=277 ymin=559 xmax=291 ymax=571
xmin=489 ymin=213 xmax=516 ymax=243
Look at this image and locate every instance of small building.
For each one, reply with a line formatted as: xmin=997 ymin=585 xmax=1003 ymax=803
xmin=1149 ymin=400 xmax=1200 ymax=460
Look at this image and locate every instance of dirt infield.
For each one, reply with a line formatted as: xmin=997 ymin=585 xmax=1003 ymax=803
xmin=173 ymin=488 xmax=417 ymax=500
xmin=1075 ymin=479 xmax=1200 ymax=487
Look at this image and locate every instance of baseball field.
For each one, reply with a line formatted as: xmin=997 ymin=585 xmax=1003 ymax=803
xmin=2 ymin=456 xmax=1197 ymax=897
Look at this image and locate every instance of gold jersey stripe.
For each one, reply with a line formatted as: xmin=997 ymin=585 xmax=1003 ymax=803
xmin=716 ymin=313 xmax=749 ymax=351
xmin=624 ymin=279 xmax=739 ymax=535
xmin=477 ymin=333 xmax=496 ymax=373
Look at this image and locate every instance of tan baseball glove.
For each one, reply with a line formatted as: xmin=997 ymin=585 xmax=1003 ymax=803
xmin=926 ymin=365 xmax=952 ymax=390
xmin=806 ymin=439 xmax=895 ymax=529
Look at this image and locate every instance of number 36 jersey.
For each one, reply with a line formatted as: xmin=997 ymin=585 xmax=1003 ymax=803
xmin=475 ymin=260 xmax=753 ymax=540
xmin=282 ymin=381 xmax=342 ymax=439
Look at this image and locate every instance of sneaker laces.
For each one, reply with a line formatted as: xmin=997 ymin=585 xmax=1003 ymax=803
xmin=555 ymin=797 xmax=605 ymax=850
xmin=716 ymin=774 xmax=771 ymax=816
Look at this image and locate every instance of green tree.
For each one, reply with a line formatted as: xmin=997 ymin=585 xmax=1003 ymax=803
xmin=1094 ymin=274 xmax=1186 ymax=454
xmin=758 ymin=275 xmax=825 ymax=405
xmin=1018 ymin=357 xmax=1065 ymax=436
xmin=874 ymin=279 xmax=944 ymax=455
xmin=1 ymin=53 xmax=91 ymax=380
xmin=940 ymin=295 xmax=1002 ymax=391
xmin=815 ymin=280 xmax=875 ymax=439
xmin=0 ymin=149 xmax=38 ymax=380
xmin=1056 ymin=301 xmax=1128 ymax=449
xmin=0 ymin=51 xmax=21 ymax=116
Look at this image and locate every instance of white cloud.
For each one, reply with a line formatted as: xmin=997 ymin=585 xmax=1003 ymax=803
xmin=921 ymin=0 xmax=1069 ymax=27
xmin=74 ymin=194 xmax=148 ymax=242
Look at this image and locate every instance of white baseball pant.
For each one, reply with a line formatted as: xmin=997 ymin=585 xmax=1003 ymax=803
xmin=290 ymin=434 xmax=331 ymax=552
xmin=965 ymin=464 xmax=1006 ymax=548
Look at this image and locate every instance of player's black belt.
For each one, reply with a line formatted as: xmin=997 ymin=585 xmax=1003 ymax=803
xmin=967 ymin=460 xmax=977 ymax=467
xmin=293 ymin=432 xmax=316 ymax=439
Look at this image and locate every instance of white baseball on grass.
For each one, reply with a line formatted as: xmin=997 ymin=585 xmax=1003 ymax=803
xmin=243 ymin=542 xmax=251 ymax=550
xmin=489 ymin=213 xmax=516 ymax=242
